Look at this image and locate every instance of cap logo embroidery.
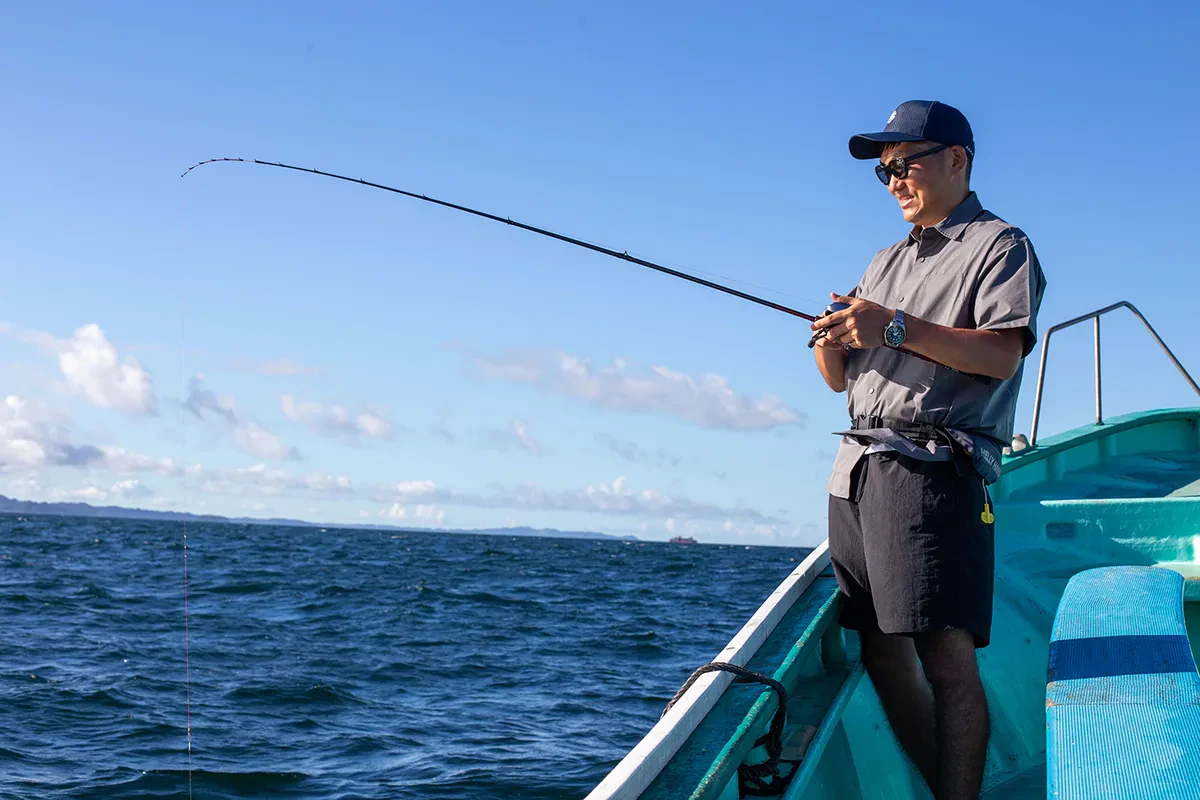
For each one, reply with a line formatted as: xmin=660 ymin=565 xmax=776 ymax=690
xmin=887 ymin=110 xmax=897 ymax=124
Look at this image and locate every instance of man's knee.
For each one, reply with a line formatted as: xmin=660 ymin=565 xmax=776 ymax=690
xmin=913 ymin=628 xmax=981 ymax=690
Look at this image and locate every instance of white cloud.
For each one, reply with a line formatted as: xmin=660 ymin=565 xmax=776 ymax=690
xmin=31 ymin=324 xmax=155 ymax=413
xmin=481 ymin=418 xmax=543 ymax=456
xmin=232 ymin=422 xmax=296 ymax=461
xmin=374 ymin=473 xmax=779 ymax=523
xmin=280 ymin=394 xmax=395 ymax=441
xmin=472 ymin=349 xmax=544 ymax=382
xmin=2 ymin=322 xmax=154 ymax=413
xmin=394 ymin=480 xmax=437 ymax=498
xmin=595 ymin=433 xmax=681 ymax=467
xmin=468 ymin=348 xmax=802 ymax=430
xmin=102 ymin=447 xmax=184 ymax=477
xmin=1 ymin=388 xmax=779 ymax=530
xmin=184 ymin=378 xmax=237 ymax=424
xmin=186 ymin=378 xmax=299 ymax=460
xmin=30 ymin=481 xmax=110 ymax=503
xmin=111 ymin=478 xmax=153 ymax=501
xmin=0 ymin=394 xmax=350 ymax=502
xmin=376 ymin=503 xmax=446 ymax=525
xmin=0 ymin=395 xmax=105 ymax=470
xmin=189 ymin=462 xmax=354 ymax=498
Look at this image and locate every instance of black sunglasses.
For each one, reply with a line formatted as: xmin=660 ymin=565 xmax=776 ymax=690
xmin=874 ymin=144 xmax=950 ymax=185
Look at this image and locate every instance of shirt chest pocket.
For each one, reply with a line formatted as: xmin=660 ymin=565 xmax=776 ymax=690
xmin=880 ymin=263 xmax=974 ymax=328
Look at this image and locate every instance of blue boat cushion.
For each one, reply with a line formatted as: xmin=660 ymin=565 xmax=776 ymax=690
xmin=1046 ymin=566 xmax=1200 ymax=799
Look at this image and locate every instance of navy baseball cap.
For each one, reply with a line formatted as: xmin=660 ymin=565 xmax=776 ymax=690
xmin=849 ymin=100 xmax=975 ymax=161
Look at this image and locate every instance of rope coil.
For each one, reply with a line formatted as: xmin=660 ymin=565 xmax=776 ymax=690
xmin=662 ymin=662 xmax=794 ymax=794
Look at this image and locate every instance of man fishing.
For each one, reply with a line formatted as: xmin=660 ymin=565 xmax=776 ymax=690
xmin=810 ymin=100 xmax=1046 ymax=799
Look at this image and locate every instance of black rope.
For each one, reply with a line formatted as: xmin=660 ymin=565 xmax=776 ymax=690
xmin=663 ymin=662 xmax=794 ymax=793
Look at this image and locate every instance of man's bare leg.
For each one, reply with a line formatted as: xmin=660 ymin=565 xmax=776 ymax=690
xmin=860 ymin=630 xmax=937 ymax=792
xmin=914 ymin=629 xmax=989 ymax=800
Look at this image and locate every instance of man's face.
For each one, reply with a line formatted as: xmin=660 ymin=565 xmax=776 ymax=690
xmin=880 ymin=141 xmax=960 ymax=226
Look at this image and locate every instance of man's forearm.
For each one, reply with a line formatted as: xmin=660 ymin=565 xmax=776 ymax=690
xmin=903 ymin=315 xmax=1022 ymax=380
xmin=815 ymin=344 xmax=849 ymax=392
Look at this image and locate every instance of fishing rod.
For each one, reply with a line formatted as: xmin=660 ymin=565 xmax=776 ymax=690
xmin=180 ymin=157 xmax=978 ymax=378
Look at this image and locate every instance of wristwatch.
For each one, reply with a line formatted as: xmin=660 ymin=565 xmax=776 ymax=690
xmin=883 ymin=309 xmax=906 ymax=347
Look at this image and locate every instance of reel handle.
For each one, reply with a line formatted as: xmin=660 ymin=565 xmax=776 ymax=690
xmin=806 ymin=301 xmax=852 ymax=348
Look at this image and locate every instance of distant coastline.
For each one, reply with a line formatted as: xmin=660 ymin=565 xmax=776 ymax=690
xmin=0 ymin=494 xmax=638 ymax=542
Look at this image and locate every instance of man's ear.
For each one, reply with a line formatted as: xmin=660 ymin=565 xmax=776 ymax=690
xmin=951 ymin=145 xmax=969 ymax=175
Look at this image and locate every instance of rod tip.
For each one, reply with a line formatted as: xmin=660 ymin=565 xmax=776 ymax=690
xmin=180 ymin=157 xmax=247 ymax=178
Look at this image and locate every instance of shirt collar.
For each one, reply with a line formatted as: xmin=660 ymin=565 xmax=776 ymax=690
xmin=906 ymin=192 xmax=985 ymax=244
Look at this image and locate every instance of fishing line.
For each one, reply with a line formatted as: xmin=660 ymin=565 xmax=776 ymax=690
xmin=180 ymin=157 xmax=980 ymax=378
xmin=182 ymin=522 xmax=193 ymax=798
xmin=178 ymin=196 xmax=194 ymax=799
xmin=181 ymin=352 xmax=194 ymax=798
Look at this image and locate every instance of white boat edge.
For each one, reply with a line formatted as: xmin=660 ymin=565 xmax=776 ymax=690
xmin=584 ymin=540 xmax=832 ymax=800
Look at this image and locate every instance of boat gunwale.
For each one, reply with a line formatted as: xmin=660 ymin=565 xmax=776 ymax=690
xmin=673 ymin=583 xmax=844 ymax=799
xmin=1002 ymin=407 xmax=1200 ymax=473
xmin=584 ymin=541 xmax=832 ymax=800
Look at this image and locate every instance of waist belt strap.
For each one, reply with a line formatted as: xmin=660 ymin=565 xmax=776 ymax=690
xmin=847 ymin=416 xmax=1003 ymax=483
xmin=850 ymin=415 xmax=944 ymax=444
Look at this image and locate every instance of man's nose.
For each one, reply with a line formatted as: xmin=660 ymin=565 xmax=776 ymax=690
xmin=889 ymin=174 xmax=906 ymax=195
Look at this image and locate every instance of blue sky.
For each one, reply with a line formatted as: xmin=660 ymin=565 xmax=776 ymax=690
xmin=2 ymin=2 xmax=1198 ymax=545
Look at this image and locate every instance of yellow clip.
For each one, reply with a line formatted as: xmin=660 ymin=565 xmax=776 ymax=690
xmin=980 ymin=478 xmax=995 ymax=524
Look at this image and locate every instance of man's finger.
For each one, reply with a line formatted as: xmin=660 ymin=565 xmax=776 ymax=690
xmin=813 ymin=308 xmax=853 ymax=330
xmin=821 ymin=323 xmax=849 ymax=341
xmin=832 ymin=293 xmax=856 ymax=305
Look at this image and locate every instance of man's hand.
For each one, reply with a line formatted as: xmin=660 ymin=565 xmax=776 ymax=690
xmin=810 ymin=293 xmax=894 ymax=349
xmin=813 ymin=329 xmax=848 ymax=349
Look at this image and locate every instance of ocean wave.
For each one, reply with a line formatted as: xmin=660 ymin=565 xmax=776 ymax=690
xmin=442 ymin=589 xmax=545 ymax=608
xmin=205 ymin=581 xmax=273 ymax=595
xmin=1 ymin=515 xmax=811 ymax=799
xmin=224 ymin=682 xmax=368 ymax=706
xmin=80 ymin=767 xmax=311 ymax=798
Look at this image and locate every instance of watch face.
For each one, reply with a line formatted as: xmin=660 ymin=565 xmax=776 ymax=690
xmin=884 ymin=323 xmax=905 ymax=347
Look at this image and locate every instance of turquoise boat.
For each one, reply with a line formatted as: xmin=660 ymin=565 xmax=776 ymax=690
xmin=586 ymin=302 xmax=1200 ymax=799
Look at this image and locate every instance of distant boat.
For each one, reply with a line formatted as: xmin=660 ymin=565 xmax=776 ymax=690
xmin=668 ymin=536 xmax=697 ymax=545
xmin=587 ymin=301 xmax=1200 ymax=799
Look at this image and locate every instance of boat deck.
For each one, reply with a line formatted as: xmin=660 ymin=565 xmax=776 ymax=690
xmin=982 ymin=762 xmax=1046 ymax=798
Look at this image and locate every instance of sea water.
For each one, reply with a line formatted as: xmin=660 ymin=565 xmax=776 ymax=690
xmin=0 ymin=515 xmax=810 ymax=798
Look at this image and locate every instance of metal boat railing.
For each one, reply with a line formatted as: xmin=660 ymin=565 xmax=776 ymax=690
xmin=1028 ymin=301 xmax=1200 ymax=447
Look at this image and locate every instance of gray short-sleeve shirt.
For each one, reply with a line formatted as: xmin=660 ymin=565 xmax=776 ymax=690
xmin=827 ymin=192 xmax=1047 ymax=498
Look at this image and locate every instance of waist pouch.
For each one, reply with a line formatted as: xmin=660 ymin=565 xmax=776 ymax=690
xmin=839 ymin=415 xmax=1003 ymax=484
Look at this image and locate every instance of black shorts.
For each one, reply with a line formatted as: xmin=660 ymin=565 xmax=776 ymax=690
xmin=828 ymin=452 xmax=994 ymax=648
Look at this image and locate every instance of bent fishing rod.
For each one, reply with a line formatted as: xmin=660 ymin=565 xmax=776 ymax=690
xmin=180 ymin=157 xmax=982 ymax=379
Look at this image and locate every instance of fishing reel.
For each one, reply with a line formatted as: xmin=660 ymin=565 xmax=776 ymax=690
xmin=806 ymin=301 xmax=851 ymax=348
